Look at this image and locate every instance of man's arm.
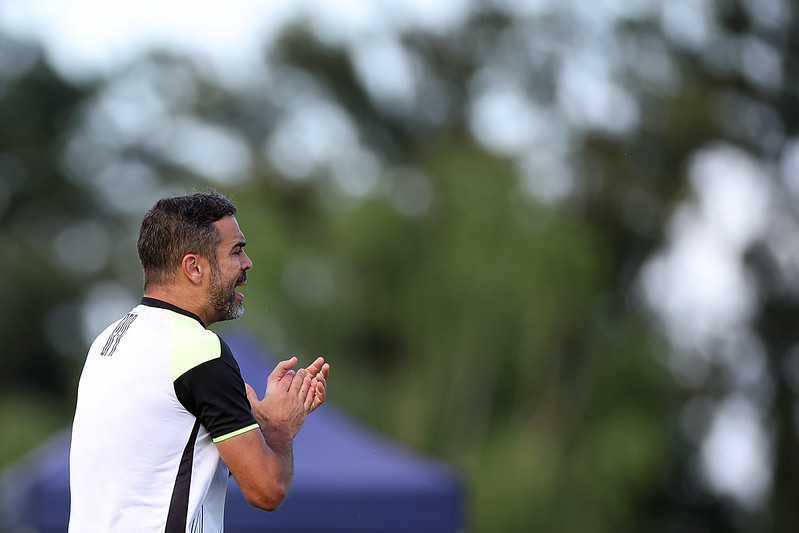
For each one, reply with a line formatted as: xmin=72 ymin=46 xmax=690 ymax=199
xmin=215 ymin=358 xmax=327 ymax=511
xmin=214 ymin=423 xmax=294 ymax=511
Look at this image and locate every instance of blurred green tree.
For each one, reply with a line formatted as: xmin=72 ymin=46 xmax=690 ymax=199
xmin=0 ymin=35 xmax=94 ymax=463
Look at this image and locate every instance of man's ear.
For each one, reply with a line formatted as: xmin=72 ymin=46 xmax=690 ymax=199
xmin=181 ymin=254 xmax=205 ymax=285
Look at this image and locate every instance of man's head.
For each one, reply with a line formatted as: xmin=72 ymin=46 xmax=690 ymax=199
xmin=138 ymin=191 xmax=237 ymax=287
xmin=138 ymin=191 xmax=252 ymax=323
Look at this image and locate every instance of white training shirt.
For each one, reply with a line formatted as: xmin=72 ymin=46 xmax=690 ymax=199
xmin=69 ymin=298 xmax=259 ymax=533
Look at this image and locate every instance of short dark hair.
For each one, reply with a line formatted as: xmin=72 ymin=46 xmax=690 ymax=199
xmin=137 ymin=191 xmax=237 ymax=288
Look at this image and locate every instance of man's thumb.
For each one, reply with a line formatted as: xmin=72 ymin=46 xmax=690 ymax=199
xmin=245 ymin=383 xmax=258 ymax=406
xmin=266 ymin=356 xmax=298 ymax=394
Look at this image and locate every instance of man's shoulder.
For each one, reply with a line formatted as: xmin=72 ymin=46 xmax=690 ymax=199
xmin=166 ymin=313 xmax=223 ymax=380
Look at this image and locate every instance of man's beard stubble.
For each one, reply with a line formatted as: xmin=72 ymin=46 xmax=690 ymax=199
xmin=209 ymin=267 xmax=246 ymax=322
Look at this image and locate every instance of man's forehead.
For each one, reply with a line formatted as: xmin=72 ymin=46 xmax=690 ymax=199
xmin=214 ymin=215 xmax=245 ymax=242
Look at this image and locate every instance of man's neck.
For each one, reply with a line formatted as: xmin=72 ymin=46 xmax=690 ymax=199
xmin=140 ymin=297 xmax=206 ymax=327
xmin=143 ymin=286 xmax=213 ymax=327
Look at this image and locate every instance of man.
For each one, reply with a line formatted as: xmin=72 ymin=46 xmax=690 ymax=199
xmin=68 ymin=191 xmax=329 ymax=532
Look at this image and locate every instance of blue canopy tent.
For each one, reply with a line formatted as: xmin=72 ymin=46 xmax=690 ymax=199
xmin=1 ymin=331 xmax=465 ymax=533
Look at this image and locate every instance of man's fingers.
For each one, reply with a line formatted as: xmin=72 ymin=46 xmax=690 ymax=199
xmin=266 ymin=357 xmax=298 ymax=394
xmin=305 ymin=357 xmax=325 ymax=377
xmin=306 ymin=373 xmax=327 ymax=412
xmin=273 ymin=357 xmax=298 ymax=377
xmin=312 ymin=385 xmax=325 ymax=411
xmin=280 ymin=369 xmax=297 ymax=392
xmin=268 ymin=358 xmax=328 ymax=405
xmin=312 ymin=363 xmax=329 ymax=382
xmin=298 ymin=370 xmax=312 ymax=407
xmin=287 ymin=368 xmax=307 ymax=394
xmin=309 ymin=390 xmax=324 ymax=412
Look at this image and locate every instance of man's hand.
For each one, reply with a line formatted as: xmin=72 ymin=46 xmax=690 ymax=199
xmin=303 ymin=357 xmax=329 ymax=413
xmin=245 ymin=357 xmax=330 ymax=435
xmin=246 ymin=358 xmax=311 ymax=439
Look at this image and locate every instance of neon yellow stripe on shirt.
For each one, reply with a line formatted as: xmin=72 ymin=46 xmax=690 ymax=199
xmin=212 ymin=423 xmax=260 ymax=443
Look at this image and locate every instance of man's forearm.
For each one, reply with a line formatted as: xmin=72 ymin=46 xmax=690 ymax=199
xmin=261 ymin=426 xmax=294 ymax=488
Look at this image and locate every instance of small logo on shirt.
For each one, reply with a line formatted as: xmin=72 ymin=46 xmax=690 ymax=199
xmin=101 ymin=313 xmax=138 ymax=357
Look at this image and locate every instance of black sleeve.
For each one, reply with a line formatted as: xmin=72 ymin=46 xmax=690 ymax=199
xmin=174 ymin=340 xmax=258 ymax=441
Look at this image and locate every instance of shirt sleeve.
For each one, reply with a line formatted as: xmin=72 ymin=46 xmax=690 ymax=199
xmin=174 ymin=339 xmax=259 ymax=442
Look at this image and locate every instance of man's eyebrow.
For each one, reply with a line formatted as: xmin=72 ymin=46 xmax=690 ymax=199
xmin=231 ymin=241 xmax=246 ymax=250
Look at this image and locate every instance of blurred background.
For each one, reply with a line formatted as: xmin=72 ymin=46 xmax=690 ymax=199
xmin=0 ymin=0 xmax=797 ymax=531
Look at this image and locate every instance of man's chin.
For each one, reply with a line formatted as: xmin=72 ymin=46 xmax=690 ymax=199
xmin=211 ymin=300 xmax=244 ymax=323
xmin=222 ymin=306 xmax=244 ymax=322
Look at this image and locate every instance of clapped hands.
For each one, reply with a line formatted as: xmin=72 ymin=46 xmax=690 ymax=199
xmin=245 ymin=356 xmax=329 ymax=438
